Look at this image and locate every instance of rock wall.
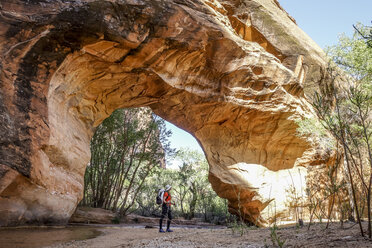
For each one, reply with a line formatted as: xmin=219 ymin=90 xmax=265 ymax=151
xmin=0 ymin=0 xmax=335 ymax=226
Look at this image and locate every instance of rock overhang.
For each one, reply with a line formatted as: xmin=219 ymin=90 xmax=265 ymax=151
xmin=0 ymin=0 xmax=336 ymax=226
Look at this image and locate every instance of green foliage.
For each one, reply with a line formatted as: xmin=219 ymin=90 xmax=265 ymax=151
xmin=326 ymin=23 xmax=372 ymax=84
xmin=319 ymin=24 xmax=372 ymax=165
xmin=270 ymin=224 xmax=286 ymax=248
xmin=312 ymin=23 xmax=372 ymax=237
xmin=295 ymin=117 xmax=336 ymax=150
xmin=174 ymin=149 xmax=210 ymax=219
xmin=82 ymin=107 xmax=173 ymax=216
xmin=230 ymin=219 xmax=250 ymax=236
xmin=82 ymin=108 xmax=228 ymax=223
xmin=131 ymin=167 xmax=176 ymax=216
xmin=353 ymin=23 xmax=372 ymax=48
xmin=130 ymin=148 xmax=230 ymax=223
xmin=111 ymin=216 xmax=120 ymax=224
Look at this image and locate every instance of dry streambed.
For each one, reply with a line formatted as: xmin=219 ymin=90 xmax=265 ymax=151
xmin=0 ymin=226 xmax=101 ymax=248
xmin=44 ymin=222 xmax=372 ymax=248
xmin=2 ymin=222 xmax=372 ymax=248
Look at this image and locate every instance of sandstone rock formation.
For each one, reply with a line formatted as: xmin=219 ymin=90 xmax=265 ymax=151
xmin=0 ymin=0 xmax=335 ymax=226
xmin=69 ymin=207 xmax=117 ymax=224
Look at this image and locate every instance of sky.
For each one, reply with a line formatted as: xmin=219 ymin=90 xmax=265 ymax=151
xmin=279 ymin=0 xmax=372 ymax=48
xmin=164 ymin=0 xmax=372 ymax=155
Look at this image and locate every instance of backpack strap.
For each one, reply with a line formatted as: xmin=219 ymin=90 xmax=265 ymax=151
xmin=164 ymin=192 xmax=171 ymax=204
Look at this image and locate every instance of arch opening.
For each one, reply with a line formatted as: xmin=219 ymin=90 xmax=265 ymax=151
xmin=41 ymin=45 xmax=314 ymax=226
xmin=0 ymin=0 xmax=336 ymax=227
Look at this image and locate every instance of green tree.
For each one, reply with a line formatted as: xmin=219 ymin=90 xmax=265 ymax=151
xmin=310 ymin=23 xmax=372 ymax=237
xmin=132 ymin=167 xmax=176 ymax=217
xmin=327 ymin=23 xmax=372 ymax=83
xmin=82 ymin=107 xmax=173 ymax=217
xmin=131 ymin=148 xmax=230 ymax=224
xmin=353 ymin=22 xmax=372 ymax=48
xmin=173 ymin=149 xmax=208 ymax=219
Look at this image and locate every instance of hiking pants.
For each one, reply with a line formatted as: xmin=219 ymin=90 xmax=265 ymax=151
xmin=161 ymin=204 xmax=172 ymax=220
xmin=159 ymin=204 xmax=172 ymax=229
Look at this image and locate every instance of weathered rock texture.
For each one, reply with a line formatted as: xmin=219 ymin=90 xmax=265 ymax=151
xmin=0 ymin=0 xmax=335 ymax=226
xmin=69 ymin=207 xmax=116 ymax=224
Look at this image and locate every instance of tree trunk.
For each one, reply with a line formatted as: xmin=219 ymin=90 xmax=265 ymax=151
xmin=188 ymin=186 xmax=198 ymax=220
xmin=343 ymin=148 xmax=364 ymax=236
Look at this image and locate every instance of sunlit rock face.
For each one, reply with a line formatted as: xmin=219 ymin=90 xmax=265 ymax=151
xmin=0 ymin=0 xmax=335 ymax=226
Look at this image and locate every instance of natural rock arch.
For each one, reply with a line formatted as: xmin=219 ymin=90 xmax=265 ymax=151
xmin=0 ymin=0 xmax=334 ymax=226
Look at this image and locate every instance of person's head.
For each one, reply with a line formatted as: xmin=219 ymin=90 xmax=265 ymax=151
xmin=165 ymin=185 xmax=172 ymax=192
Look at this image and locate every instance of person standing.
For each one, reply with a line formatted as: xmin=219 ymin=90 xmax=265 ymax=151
xmin=159 ymin=185 xmax=173 ymax=233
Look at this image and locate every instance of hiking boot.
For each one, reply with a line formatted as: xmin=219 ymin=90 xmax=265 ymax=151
xmin=159 ymin=228 xmax=165 ymax=233
xmin=166 ymin=229 xmax=173 ymax=232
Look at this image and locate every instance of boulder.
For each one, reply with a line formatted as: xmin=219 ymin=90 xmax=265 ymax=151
xmin=69 ymin=207 xmax=117 ymax=224
xmin=0 ymin=0 xmax=335 ymax=226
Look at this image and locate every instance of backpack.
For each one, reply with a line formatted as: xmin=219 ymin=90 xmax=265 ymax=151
xmin=156 ymin=189 xmax=164 ymax=205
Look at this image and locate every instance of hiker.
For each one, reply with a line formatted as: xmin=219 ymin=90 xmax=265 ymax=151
xmin=159 ymin=185 xmax=173 ymax=233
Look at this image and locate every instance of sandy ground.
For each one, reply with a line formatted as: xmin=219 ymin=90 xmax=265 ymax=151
xmin=2 ymin=222 xmax=372 ymax=248
xmin=39 ymin=222 xmax=372 ymax=248
xmin=0 ymin=226 xmax=100 ymax=248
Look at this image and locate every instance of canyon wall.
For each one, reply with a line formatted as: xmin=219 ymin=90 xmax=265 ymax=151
xmin=0 ymin=0 xmax=335 ymax=226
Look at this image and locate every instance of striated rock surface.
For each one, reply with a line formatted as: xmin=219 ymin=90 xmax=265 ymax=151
xmin=0 ymin=0 xmax=335 ymax=226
